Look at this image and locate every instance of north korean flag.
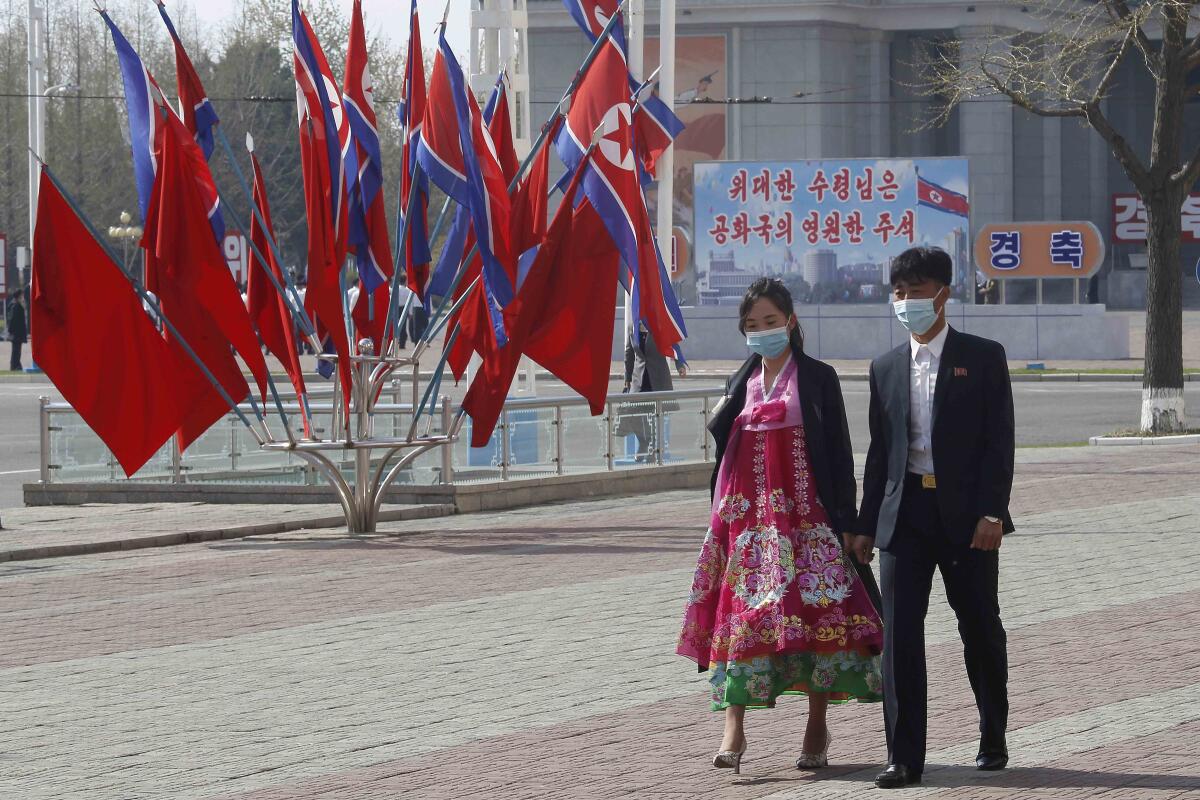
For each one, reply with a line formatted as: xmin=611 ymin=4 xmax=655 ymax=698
xmin=101 ymin=10 xmax=173 ymax=223
xmin=343 ymin=0 xmax=392 ymax=297
xmin=555 ymin=36 xmax=683 ymax=355
xmin=417 ymin=29 xmax=514 ymax=346
xmin=917 ymin=175 xmax=969 ymax=218
xmin=156 ymin=1 xmax=219 ymax=164
xmin=293 ymin=0 xmax=351 ymax=414
xmin=562 ymin=0 xmax=626 ymax=51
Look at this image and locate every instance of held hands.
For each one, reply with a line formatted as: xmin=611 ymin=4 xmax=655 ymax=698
xmin=841 ymin=532 xmax=875 ymax=564
xmin=970 ymin=517 xmax=1004 ymax=551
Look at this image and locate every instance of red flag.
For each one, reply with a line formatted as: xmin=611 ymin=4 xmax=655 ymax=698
xmin=634 ymin=107 xmax=670 ymax=179
xmin=487 ymin=75 xmax=520 ymax=183
xmin=523 ymin=198 xmax=621 ymax=409
xmin=248 ymin=147 xmax=307 ymax=407
xmin=510 ymin=122 xmax=553 ymax=258
xmin=143 ymin=114 xmax=269 ymax=449
xmin=462 ymin=154 xmax=619 ymax=446
xmin=31 ymin=170 xmax=198 ymax=476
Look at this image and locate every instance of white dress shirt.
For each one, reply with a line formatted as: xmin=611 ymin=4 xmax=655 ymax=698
xmin=907 ymin=325 xmax=948 ymax=475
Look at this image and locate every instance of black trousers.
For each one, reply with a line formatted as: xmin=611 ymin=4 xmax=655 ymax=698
xmin=9 ymin=340 xmax=22 ymax=371
xmin=879 ymin=473 xmax=1008 ymax=772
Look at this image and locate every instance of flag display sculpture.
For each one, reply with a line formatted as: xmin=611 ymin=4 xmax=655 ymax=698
xmin=31 ymin=0 xmax=686 ymax=533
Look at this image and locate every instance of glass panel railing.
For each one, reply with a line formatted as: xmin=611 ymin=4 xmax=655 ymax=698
xmin=49 ymin=412 xmax=118 ymax=482
xmin=38 ymin=387 xmax=724 ymax=487
xmin=502 ymin=405 xmax=558 ymax=481
xmin=559 ymin=405 xmax=609 ymax=473
xmin=660 ymin=395 xmax=710 ymax=465
xmin=610 ymin=395 xmax=658 ymax=469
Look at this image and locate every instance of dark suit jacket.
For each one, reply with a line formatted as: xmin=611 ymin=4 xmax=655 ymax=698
xmin=707 ymin=342 xmax=881 ymax=613
xmin=6 ymin=302 xmax=27 ymax=343
xmin=858 ymin=326 xmax=1015 ymax=550
xmin=624 ymin=327 xmax=679 ymax=392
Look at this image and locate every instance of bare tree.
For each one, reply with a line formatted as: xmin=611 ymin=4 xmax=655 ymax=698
xmin=917 ymin=0 xmax=1199 ymax=433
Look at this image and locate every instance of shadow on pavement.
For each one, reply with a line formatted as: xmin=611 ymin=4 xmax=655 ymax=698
xmin=810 ymin=763 xmax=1200 ymax=790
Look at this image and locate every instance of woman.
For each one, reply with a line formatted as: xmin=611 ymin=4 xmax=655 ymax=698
xmin=677 ymin=278 xmax=884 ymax=774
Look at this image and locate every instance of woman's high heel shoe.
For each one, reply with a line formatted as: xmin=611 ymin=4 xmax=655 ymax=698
xmin=795 ymin=730 xmax=832 ymax=769
xmin=713 ymin=738 xmax=748 ymax=774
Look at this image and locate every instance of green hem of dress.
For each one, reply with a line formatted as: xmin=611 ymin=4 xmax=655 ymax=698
xmin=711 ymin=689 xmax=883 ymax=712
xmin=706 ymin=651 xmax=884 ymax=711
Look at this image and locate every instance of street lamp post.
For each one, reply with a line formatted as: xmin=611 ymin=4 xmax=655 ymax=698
xmin=107 ymin=211 xmax=144 ymax=282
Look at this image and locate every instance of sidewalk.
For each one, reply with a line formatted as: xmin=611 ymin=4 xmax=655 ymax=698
xmin=1 ymin=443 xmax=1198 ymax=798
xmin=0 ymin=501 xmax=453 ymax=561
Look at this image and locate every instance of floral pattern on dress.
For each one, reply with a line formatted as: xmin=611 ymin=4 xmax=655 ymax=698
xmin=725 ymin=523 xmax=795 ymax=609
xmin=717 ymin=493 xmax=751 ymax=523
xmin=685 ymin=528 xmax=727 ymax=605
xmin=768 ymin=488 xmax=794 ymax=515
xmin=793 ymin=522 xmax=854 ymax=607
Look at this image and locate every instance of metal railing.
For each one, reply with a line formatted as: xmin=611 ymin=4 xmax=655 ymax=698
xmin=37 ymin=386 xmax=725 ymax=487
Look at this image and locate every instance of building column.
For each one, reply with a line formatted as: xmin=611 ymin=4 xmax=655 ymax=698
xmin=956 ymin=27 xmax=1015 ymax=238
xmin=857 ymin=31 xmax=892 ymax=157
xmin=469 ymin=0 xmax=532 ymax=156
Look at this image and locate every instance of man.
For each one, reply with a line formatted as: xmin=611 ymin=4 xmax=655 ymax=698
xmin=851 ymin=247 xmax=1014 ymax=788
xmin=393 ymin=281 xmax=413 ymax=349
xmin=7 ymin=292 xmax=28 ymax=372
xmin=619 ymin=321 xmax=686 ymax=462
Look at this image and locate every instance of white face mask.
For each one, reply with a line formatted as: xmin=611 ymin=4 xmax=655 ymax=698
xmin=745 ymin=326 xmax=791 ymax=358
xmin=893 ymin=288 xmax=946 ymax=335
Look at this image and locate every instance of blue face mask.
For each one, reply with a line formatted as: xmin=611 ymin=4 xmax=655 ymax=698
xmin=746 ymin=326 xmax=791 ymax=358
xmin=893 ymin=290 xmax=945 ymax=336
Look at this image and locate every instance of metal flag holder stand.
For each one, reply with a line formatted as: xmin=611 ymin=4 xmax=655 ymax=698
xmin=257 ymin=338 xmax=467 ymax=534
xmin=267 ymin=4 xmax=629 ymax=534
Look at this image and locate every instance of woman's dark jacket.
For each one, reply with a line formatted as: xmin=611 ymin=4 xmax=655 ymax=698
xmin=706 ymin=341 xmax=882 ymax=612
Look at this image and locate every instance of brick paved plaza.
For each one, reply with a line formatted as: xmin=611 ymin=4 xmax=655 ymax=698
xmin=2 ymin=444 xmax=1199 ymax=799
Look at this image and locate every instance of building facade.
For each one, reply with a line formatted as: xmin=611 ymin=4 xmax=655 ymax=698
xmin=522 ymin=0 xmax=1200 ymax=309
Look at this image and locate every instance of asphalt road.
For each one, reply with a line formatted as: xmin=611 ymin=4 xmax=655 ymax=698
xmin=1 ymin=377 xmax=1197 ymax=509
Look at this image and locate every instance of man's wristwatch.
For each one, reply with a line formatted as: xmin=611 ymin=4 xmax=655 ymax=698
xmin=983 ymin=515 xmax=1002 ymax=524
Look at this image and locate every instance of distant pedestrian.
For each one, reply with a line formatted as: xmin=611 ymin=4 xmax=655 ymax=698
xmin=7 ymin=292 xmax=28 ymax=371
xmin=407 ymin=299 xmax=429 ymax=346
xmin=394 ymin=282 xmax=413 ymax=349
xmin=617 ymin=321 xmax=686 ymax=461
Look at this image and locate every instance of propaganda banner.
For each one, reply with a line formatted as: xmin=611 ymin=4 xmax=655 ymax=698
xmin=692 ymin=157 xmax=970 ymax=304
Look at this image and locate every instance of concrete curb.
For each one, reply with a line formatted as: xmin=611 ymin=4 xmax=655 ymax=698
xmin=4 ymin=463 xmax=713 ymax=562
xmin=1089 ymin=434 xmax=1200 ymax=446
xmin=0 ymin=503 xmax=455 ymax=563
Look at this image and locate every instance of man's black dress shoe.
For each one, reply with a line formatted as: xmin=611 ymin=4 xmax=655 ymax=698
xmin=976 ymin=751 xmax=1008 ymax=771
xmin=874 ymin=764 xmax=921 ymax=788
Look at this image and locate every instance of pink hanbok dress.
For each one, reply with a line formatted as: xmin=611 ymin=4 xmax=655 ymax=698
xmin=677 ymin=355 xmax=884 ymax=709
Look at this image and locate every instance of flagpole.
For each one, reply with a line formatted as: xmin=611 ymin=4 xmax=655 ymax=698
xmin=381 ymin=179 xmax=424 ymax=357
xmin=420 ymin=0 xmax=629 ymax=343
xmin=255 ymin=331 xmax=296 ymax=445
xmin=655 ymin=0 xmax=676 ymax=284
xmin=40 ymin=164 xmax=263 ymax=443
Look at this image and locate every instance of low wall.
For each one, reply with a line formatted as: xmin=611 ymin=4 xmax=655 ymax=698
xmin=613 ymin=304 xmax=1130 ymax=361
xmin=22 ymin=462 xmax=713 ymax=513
